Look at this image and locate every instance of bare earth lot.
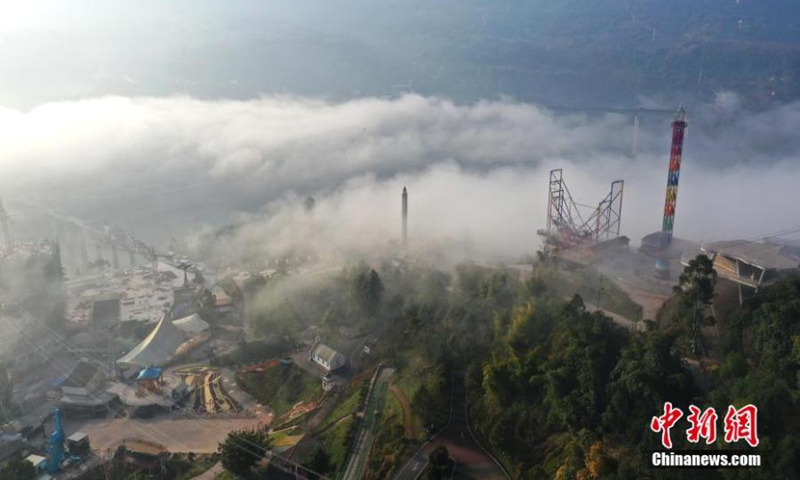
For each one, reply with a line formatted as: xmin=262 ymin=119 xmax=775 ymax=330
xmin=67 ymin=416 xmax=269 ymax=453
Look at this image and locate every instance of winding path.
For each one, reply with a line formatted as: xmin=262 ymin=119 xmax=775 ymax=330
xmin=394 ymin=372 xmax=508 ymax=480
xmin=390 ymin=384 xmax=414 ymax=439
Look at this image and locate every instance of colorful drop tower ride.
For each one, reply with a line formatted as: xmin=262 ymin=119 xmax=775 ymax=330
xmin=655 ymin=106 xmax=688 ymax=276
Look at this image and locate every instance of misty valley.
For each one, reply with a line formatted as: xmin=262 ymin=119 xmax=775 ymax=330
xmin=1 ymin=2 xmax=800 ymax=480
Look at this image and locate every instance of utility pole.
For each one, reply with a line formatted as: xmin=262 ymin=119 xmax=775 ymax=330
xmin=596 ymin=274 xmax=605 ymax=311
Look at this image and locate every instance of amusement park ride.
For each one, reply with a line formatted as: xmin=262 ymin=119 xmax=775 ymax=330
xmin=655 ymin=106 xmax=688 ymax=276
xmin=538 ymin=106 xmax=688 ymax=276
xmin=538 ymin=168 xmax=625 ymax=256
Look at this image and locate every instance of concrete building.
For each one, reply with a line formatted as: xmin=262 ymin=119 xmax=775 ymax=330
xmin=640 ymin=231 xmax=697 ymax=260
xmin=66 ymin=432 xmax=90 ymax=456
xmin=23 ymin=453 xmax=46 ymax=473
xmin=693 ymin=240 xmax=799 ymax=291
xmin=309 ymin=343 xmax=345 ymax=372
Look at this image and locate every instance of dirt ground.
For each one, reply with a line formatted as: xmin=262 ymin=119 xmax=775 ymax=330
xmin=389 ymin=384 xmax=414 ymax=439
xmin=67 ymin=415 xmax=269 ymax=453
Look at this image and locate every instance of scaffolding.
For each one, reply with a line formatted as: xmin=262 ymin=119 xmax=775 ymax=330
xmin=540 ymin=168 xmax=624 ymax=251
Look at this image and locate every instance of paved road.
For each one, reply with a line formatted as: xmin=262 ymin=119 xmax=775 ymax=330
xmin=191 ymin=461 xmax=224 ymax=480
xmin=561 ymin=295 xmax=644 ymax=332
xmin=342 ymin=367 xmax=393 ymax=480
xmin=394 ymin=373 xmax=508 ymax=480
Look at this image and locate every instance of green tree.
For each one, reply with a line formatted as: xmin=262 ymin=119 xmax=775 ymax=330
xmin=305 ymin=447 xmax=331 ymax=480
xmin=218 ymin=428 xmax=270 ymax=476
xmin=676 ymin=254 xmax=716 ymax=304
xmin=602 ymin=330 xmax=694 ymax=443
xmin=346 ymin=264 xmax=384 ymax=315
xmin=412 ymin=365 xmax=450 ymax=432
xmin=425 ymin=445 xmax=451 ymax=479
xmin=0 ymin=454 xmax=36 ymax=480
xmin=674 ymin=254 xmax=717 ymax=355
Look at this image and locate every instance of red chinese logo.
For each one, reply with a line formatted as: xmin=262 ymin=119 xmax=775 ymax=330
xmin=686 ymin=405 xmax=717 ymax=444
xmin=724 ymin=404 xmax=759 ymax=447
xmin=650 ymin=402 xmax=683 ymax=449
xmin=651 ymin=403 xmax=759 ymax=448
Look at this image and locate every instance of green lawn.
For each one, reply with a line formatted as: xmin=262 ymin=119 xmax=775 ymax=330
xmin=315 ymin=376 xmax=366 ymax=433
xmin=236 ymin=365 xmax=321 ymax=417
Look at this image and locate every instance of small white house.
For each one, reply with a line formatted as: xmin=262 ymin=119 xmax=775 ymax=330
xmin=310 ymin=343 xmax=346 ymax=372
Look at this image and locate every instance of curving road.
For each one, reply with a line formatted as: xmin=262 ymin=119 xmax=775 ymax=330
xmin=394 ymin=372 xmax=509 ymax=480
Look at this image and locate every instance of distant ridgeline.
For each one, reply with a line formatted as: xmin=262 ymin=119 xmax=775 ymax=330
xmin=290 ymin=0 xmax=800 ymax=108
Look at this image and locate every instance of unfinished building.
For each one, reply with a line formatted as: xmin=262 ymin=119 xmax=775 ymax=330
xmin=688 ymin=240 xmax=800 ymax=304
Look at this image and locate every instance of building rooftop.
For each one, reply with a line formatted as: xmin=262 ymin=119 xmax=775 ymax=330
xmin=24 ymin=453 xmax=46 ymax=466
xmin=61 ymin=361 xmax=102 ymax=389
xmin=640 ymin=231 xmax=698 ymax=259
xmin=67 ymin=431 xmax=88 ymax=443
xmin=66 ymin=265 xmax=177 ymax=325
xmin=137 ymin=367 xmax=163 ymax=381
xmin=703 ymin=240 xmax=799 ymax=270
xmin=311 ymin=344 xmax=341 ymax=364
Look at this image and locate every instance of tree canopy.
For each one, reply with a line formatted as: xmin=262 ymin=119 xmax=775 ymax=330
xmin=218 ymin=427 xmax=270 ymax=476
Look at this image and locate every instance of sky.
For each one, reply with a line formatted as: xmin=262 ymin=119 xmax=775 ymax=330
xmin=1 ymin=1 xmax=799 ymax=263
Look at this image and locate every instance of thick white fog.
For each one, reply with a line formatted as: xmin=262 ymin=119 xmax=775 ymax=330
xmin=1 ymin=93 xmax=800 ymax=261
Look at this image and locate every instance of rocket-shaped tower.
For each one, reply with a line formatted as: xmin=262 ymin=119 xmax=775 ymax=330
xmin=402 ymin=187 xmax=408 ymax=246
xmin=656 ymin=106 xmax=688 ymax=275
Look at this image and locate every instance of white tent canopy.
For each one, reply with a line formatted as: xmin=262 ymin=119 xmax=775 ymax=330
xmin=117 ymin=313 xmax=187 ymax=369
xmin=172 ymin=313 xmax=210 ymax=335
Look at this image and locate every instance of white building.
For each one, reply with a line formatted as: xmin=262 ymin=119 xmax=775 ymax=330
xmin=309 ymin=343 xmax=345 ymax=372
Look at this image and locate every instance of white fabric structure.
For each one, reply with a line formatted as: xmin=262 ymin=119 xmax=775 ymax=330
xmin=117 ymin=313 xmax=187 ymax=368
xmin=172 ymin=313 xmax=210 ymax=335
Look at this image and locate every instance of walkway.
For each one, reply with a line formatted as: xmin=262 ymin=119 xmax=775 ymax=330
xmin=191 ymin=461 xmax=224 ymax=480
xmin=389 ymin=384 xmax=414 ymax=439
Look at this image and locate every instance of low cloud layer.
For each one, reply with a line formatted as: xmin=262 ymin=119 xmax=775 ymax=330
xmin=1 ymin=93 xmax=799 ymax=263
